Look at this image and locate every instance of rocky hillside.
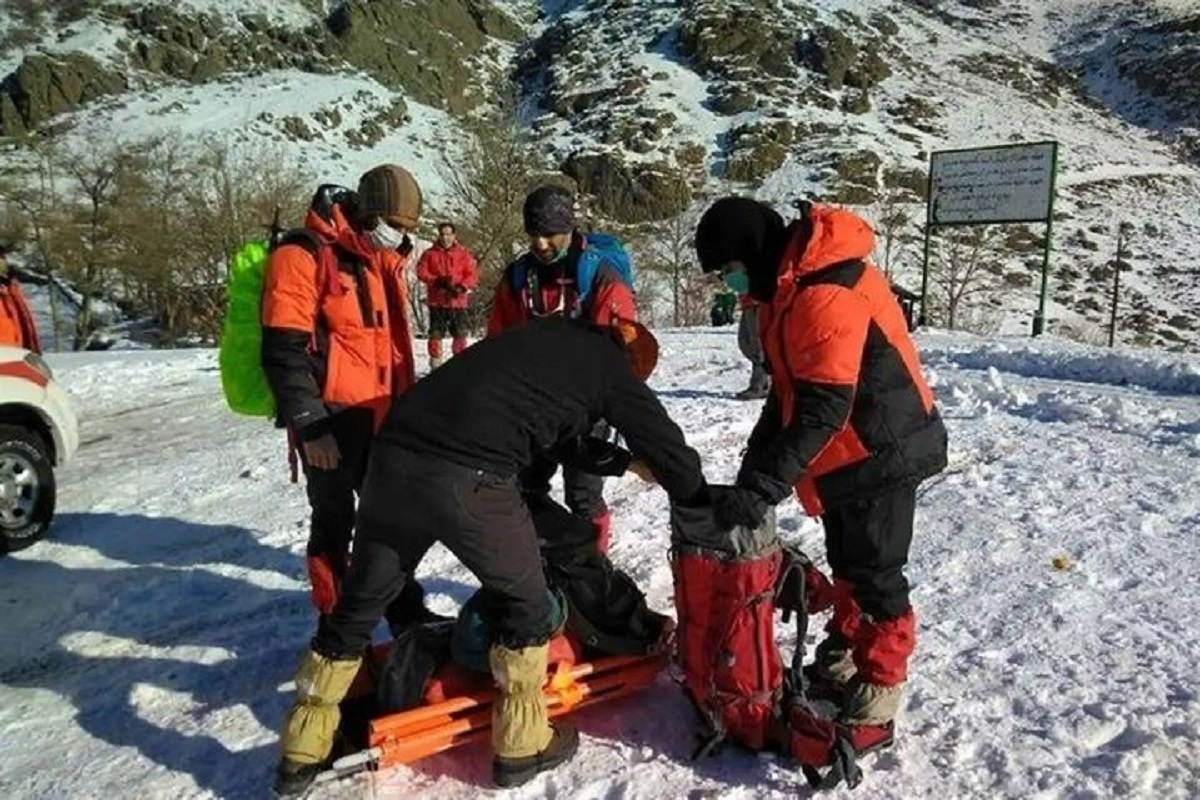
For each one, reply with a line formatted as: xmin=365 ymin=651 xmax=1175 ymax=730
xmin=1 ymin=0 xmax=1197 ymax=349
xmin=0 ymin=0 xmax=521 ymax=188
xmin=498 ymin=0 xmax=1200 ymax=348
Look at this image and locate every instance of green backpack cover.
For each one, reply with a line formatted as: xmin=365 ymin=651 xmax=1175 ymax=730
xmin=219 ymin=239 xmax=275 ymax=417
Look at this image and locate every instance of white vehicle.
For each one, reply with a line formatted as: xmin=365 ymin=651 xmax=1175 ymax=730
xmin=0 ymin=346 xmax=79 ymax=552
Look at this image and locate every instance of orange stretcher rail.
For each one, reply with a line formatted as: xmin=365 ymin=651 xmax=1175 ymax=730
xmin=367 ymin=651 xmax=668 ymax=768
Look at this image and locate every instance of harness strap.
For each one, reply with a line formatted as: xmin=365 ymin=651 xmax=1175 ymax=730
xmin=801 ymin=733 xmax=863 ymax=791
xmin=775 ymin=545 xmax=811 ymax=699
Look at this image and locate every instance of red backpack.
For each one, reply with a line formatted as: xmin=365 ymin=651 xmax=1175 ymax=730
xmin=670 ymin=504 xmax=869 ymax=791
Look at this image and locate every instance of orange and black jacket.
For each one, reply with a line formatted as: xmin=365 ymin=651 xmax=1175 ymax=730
xmin=487 ymin=232 xmax=636 ymax=335
xmin=260 ymin=204 xmax=416 ymax=440
xmin=0 ymin=272 xmax=41 ymax=353
xmin=739 ymin=206 xmax=947 ymax=515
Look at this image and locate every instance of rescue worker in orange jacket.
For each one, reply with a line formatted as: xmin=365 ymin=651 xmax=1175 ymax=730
xmin=0 ymin=246 xmax=42 ymax=353
xmin=261 ymin=166 xmax=424 ymax=621
xmin=416 ymin=221 xmax=479 ymax=368
xmin=486 ymin=186 xmax=638 ymax=553
xmin=694 ymin=197 xmax=947 ymax=753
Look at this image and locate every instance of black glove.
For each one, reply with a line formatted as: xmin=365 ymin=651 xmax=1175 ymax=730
xmin=434 ymin=276 xmax=453 ymax=290
xmin=574 ymin=435 xmax=633 ymax=476
xmin=709 ymin=484 xmax=770 ymax=531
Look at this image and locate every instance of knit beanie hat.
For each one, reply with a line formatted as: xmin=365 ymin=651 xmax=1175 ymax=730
xmin=357 ymin=165 xmax=423 ymax=229
xmin=523 ymin=185 xmax=577 ymax=236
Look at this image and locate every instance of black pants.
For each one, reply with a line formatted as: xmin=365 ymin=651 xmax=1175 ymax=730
xmin=822 ymin=484 xmax=916 ymax=621
xmin=428 ymin=307 xmax=470 ymax=339
xmin=314 ymin=449 xmax=553 ymax=659
xmin=300 ymin=408 xmax=375 ymax=561
xmin=533 ymin=496 xmax=666 ymax=654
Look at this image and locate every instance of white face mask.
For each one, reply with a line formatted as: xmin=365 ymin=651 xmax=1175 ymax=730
xmin=365 ymin=220 xmax=407 ymax=251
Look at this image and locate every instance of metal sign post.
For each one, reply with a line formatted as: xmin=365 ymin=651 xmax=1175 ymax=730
xmin=920 ymin=141 xmax=1059 ymax=336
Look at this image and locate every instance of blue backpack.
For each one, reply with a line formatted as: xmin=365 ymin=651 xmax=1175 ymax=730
xmin=511 ymin=232 xmax=635 ymax=317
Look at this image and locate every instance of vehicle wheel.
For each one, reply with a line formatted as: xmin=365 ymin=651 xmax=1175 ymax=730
xmin=0 ymin=424 xmax=56 ymax=554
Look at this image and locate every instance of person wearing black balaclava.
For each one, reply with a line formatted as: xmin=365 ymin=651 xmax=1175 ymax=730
xmin=486 ymin=186 xmax=639 ymax=556
xmin=692 ymin=196 xmax=948 ymax=761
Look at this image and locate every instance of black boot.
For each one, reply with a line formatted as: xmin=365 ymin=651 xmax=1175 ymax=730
xmin=492 ymin=723 xmax=580 ymax=788
xmin=272 ymin=759 xmax=324 ymax=798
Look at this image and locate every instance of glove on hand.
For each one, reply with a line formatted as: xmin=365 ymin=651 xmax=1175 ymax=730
xmin=709 ymin=484 xmax=770 ymax=531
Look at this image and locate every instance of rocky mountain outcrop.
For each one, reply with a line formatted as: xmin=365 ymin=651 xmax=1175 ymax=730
xmin=0 ymin=0 xmax=521 ymax=135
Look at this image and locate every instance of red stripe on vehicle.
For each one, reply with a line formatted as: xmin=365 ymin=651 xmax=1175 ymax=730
xmin=0 ymin=360 xmax=49 ymax=387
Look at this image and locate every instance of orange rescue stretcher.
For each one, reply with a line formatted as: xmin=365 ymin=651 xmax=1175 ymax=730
xmin=321 ymin=634 xmax=669 ymax=784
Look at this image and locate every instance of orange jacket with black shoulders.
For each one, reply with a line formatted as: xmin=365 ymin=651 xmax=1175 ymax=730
xmin=738 ymin=206 xmax=947 ymax=515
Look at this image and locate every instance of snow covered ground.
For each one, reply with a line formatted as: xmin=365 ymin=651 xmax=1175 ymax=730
xmin=1 ymin=328 xmax=1198 ymax=798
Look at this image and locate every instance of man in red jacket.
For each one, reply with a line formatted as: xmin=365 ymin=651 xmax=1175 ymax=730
xmin=416 ymin=222 xmax=479 ymax=369
xmin=486 ymin=186 xmax=638 ymax=553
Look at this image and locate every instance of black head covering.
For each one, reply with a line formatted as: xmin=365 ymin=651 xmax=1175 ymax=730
xmin=694 ymin=196 xmax=796 ymax=301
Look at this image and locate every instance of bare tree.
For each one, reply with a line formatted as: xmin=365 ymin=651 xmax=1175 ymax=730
xmin=109 ymin=135 xmax=311 ymax=343
xmin=625 ymin=167 xmax=712 ymax=327
xmin=872 ymin=188 xmax=917 ymax=280
xmin=2 ymin=134 xmax=312 ymax=347
xmin=175 ymin=137 xmax=311 ymax=341
xmin=629 ymin=206 xmax=712 ymax=327
xmin=0 ymin=138 xmax=70 ymax=348
xmin=57 ymin=143 xmax=133 ymax=347
xmin=928 ymin=225 xmax=1002 ymax=331
xmin=435 ymin=90 xmax=551 ymax=333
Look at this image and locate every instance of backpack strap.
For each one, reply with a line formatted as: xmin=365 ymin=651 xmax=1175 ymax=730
xmin=275 ymin=229 xmax=345 ymax=300
xmin=792 ymin=258 xmax=865 ymax=291
xmin=575 ymin=233 xmax=633 ymax=309
xmin=774 ymin=546 xmax=867 ymax=791
xmin=801 ymin=733 xmax=864 ymax=791
xmin=510 ymin=256 xmax=575 ymax=318
xmin=775 ymin=544 xmax=811 ymax=700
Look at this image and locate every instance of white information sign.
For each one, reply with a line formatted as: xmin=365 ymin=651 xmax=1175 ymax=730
xmin=929 ymin=142 xmax=1057 ymax=225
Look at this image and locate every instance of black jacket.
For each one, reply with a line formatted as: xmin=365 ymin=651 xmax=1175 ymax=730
xmin=378 ymin=318 xmax=705 ymax=502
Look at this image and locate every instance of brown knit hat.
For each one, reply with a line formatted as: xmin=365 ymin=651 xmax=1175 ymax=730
xmin=357 ymin=164 xmax=423 ymax=230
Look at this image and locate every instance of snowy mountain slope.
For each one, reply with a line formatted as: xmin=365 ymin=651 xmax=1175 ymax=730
xmin=60 ymin=68 xmax=466 ymax=203
xmin=501 ymin=0 xmax=1200 ymax=349
xmin=0 ymin=0 xmax=519 ymax=207
xmin=1 ymin=330 xmax=1198 ymax=798
xmin=2 ymin=0 xmax=1197 ymax=349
